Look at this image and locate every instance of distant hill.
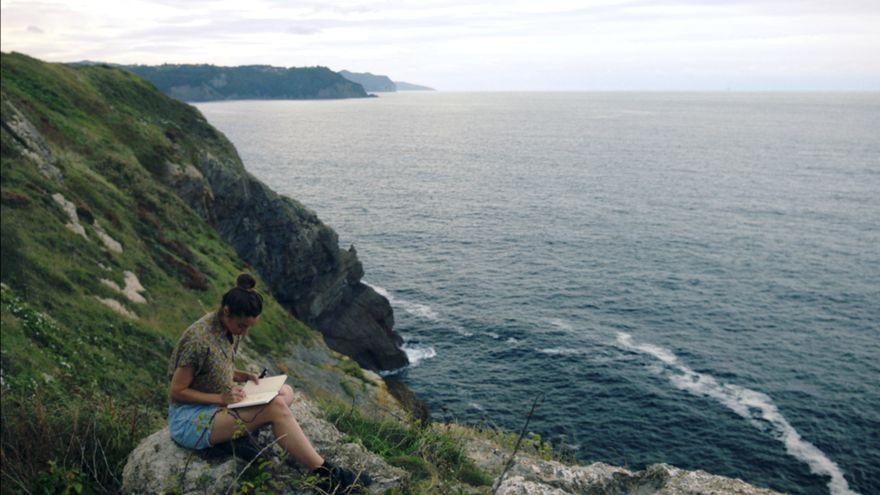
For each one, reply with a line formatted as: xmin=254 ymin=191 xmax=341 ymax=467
xmin=338 ymin=70 xmax=397 ymax=92
xmin=395 ymin=81 xmax=435 ymax=91
xmin=123 ymin=63 xmax=368 ymax=102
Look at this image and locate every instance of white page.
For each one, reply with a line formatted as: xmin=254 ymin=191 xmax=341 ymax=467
xmin=227 ymin=374 xmax=287 ymax=409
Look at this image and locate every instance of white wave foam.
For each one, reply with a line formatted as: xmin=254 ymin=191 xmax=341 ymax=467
xmin=548 ymin=318 xmax=574 ymax=331
xmin=536 ymin=347 xmax=582 ymax=356
xmin=486 ymin=331 xmax=501 ymax=339
xmin=615 ymin=332 xmax=859 ymax=495
xmin=366 ymin=282 xmax=473 ymax=336
xmin=380 ymin=341 xmax=439 ymax=377
xmin=506 ymin=337 xmax=520 ymax=344
xmin=401 ymin=343 xmax=437 ymax=366
xmin=450 ymin=324 xmax=474 ymax=337
xmin=368 ymin=283 xmax=440 ymax=320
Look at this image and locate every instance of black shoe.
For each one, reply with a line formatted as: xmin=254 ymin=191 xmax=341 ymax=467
xmin=310 ymin=460 xmax=373 ymax=494
xmin=205 ymin=435 xmax=263 ymax=462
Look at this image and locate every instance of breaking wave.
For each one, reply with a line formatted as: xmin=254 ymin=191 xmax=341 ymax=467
xmin=615 ymin=332 xmax=859 ymax=495
xmin=367 ymin=282 xmax=473 ymax=336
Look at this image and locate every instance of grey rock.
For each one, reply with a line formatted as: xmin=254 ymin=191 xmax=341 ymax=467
xmin=496 ymin=477 xmax=571 ymax=495
xmin=1 ymin=99 xmax=63 ymax=181
xmin=503 ymin=458 xmax=630 ymax=494
xmin=315 ymin=283 xmax=404 ymax=372
xmin=122 ymin=389 xmax=407 ymax=494
xmin=493 ymin=460 xmax=783 ymax=495
xmin=122 ymin=428 xmax=237 ymax=494
xmin=459 ymin=427 xmax=781 ymax=495
xmin=634 ymin=463 xmax=782 ymax=495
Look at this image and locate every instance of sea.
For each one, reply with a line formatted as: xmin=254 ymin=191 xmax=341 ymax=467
xmin=196 ymin=92 xmax=880 ymax=495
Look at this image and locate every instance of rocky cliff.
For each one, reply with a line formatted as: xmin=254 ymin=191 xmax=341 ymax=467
xmin=339 ymin=70 xmax=398 ymax=92
xmin=164 ymin=128 xmax=409 ymax=372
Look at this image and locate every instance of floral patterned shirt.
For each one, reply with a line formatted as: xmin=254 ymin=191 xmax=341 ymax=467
xmin=168 ymin=311 xmax=240 ymax=402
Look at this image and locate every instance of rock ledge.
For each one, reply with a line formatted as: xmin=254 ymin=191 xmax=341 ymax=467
xmin=122 ymin=389 xmax=406 ymax=494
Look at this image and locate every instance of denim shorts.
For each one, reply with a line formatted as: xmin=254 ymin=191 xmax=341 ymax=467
xmin=168 ymin=403 xmax=220 ymax=450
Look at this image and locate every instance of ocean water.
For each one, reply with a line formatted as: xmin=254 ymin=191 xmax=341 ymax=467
xmin=196 ymin=92 xmax=880 ymax=495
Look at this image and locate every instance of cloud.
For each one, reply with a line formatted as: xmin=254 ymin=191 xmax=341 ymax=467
xmin=286 ymin=25 xmax=322 ymax=35
xmin=1 ymin=0 xmax=878 ymax=89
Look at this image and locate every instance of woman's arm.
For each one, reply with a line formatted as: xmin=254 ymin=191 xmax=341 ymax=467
xmin=170 ymin=366 xmax=244 ymax=405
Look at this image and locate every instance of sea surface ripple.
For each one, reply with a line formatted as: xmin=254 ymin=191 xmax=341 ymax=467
xmin=197 ymin=92 xmax=880 ymax=494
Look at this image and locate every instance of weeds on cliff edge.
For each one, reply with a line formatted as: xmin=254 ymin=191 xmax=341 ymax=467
xmin=490 ymin=393 xmax=544 ymax=495
xmin=0 ymin=386 xmax=159 ymax=495
xmin=322 ymin=401 xmax=492 ymax=492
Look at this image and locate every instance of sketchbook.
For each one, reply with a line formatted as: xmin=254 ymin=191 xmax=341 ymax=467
xmin=227 ymin=374 xmax=288 ymax=409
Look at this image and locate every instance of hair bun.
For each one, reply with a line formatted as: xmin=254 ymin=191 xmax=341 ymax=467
xmin=236 ymin=273 xmax=257 ymax=291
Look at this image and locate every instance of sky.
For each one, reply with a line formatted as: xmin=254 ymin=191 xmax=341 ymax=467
xmin=1 ymin=0 xmax=879 ymax=91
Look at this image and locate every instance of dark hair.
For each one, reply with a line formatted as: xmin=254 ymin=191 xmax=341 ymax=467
xmin=220 ymin=274 xmax=263 ymax=317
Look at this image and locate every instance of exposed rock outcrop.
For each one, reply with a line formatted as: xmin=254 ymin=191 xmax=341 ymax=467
xmin=1 ymin=98 xmax=63 ymax=181
xmin=122 ymin=389 xmax=407 ymax=494
xmin=458 ymin=425 xmax=781 ymax=495
xmin=161 ymin=146 xmax=409 ymax=372
xmin=491 ymin=461 xmax=782 ymax=495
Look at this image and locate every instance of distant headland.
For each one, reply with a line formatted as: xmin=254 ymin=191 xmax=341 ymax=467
xmin=121 ymin=63 xmax=368 ymax=101
xmin=339 ymin=70 xmax=436 ymax=92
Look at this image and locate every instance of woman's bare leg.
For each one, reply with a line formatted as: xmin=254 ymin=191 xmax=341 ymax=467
xmin=278 ymin=384 xmax=294 ymax=407
xmin=209 ymin=396 xmax=324 ymax=470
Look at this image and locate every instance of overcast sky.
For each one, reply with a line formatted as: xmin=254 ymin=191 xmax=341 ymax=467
xmin=2 ymin=0 xmax=878 ymax=90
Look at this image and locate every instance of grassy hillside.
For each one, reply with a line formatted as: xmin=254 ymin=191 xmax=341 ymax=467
xmin=0 ymin=51 xmax=381 ymax=493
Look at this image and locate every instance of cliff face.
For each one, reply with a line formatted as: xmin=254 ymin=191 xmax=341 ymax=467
xmin=168 ymin=146 xmax=409 ymax=371
xmin=339 ymin=70 xmax=397 ymax=92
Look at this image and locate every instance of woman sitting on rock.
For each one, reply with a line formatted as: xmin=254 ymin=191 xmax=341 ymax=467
xmin=168 ymin=273 xmax=371 ymax=493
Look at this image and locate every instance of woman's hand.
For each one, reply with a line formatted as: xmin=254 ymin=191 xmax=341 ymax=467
xmin=221 ymin=386 xmax=247 ymax=405
xmin=233 ymin=370 xmax=260 ymax=385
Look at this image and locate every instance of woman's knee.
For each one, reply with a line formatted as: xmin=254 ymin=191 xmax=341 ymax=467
xmin=280 ymin=385 xmax=294 ymax=405
xmin=268 ymin=395 xmax=293 ymax=417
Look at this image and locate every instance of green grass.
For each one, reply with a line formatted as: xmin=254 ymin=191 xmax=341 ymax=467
xmin=0 ymin=52 xmax=363 ymax=494
xmin=322 ymin=401 xmax=493 ymax=492
xmin=334 ymin=355 xmax=371 ymax=383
